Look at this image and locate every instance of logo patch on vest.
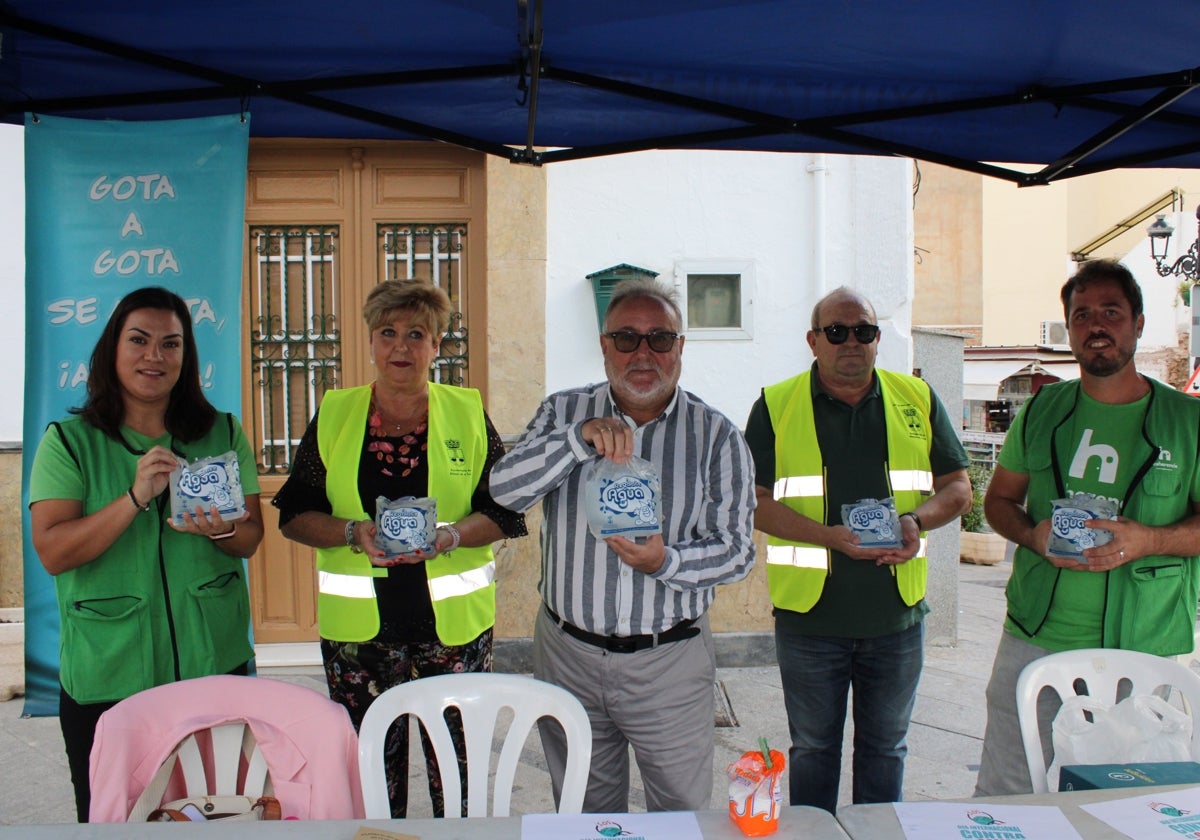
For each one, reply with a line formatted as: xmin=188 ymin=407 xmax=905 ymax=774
xmin=896 ymin=403 xmax=926 ymax=439
xmin=444 ymin=438 xmax=471 ymax=476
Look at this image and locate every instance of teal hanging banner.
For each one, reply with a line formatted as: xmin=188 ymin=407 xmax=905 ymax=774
xmin=21 ymin=114 xmax=250 ymax=716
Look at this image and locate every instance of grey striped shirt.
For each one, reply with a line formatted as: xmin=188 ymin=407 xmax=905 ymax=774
xmin=491 ymin=382 xmax=756 ymax=636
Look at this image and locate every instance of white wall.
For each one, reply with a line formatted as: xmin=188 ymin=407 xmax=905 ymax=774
xmin=545 ymin=150 xmax=914 ymax=425
xmin=0 ymin=124 xmax=25 ymax=443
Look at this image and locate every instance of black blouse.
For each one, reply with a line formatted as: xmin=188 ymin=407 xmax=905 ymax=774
xmin=273 ymin=407 xmax=526 ymax=643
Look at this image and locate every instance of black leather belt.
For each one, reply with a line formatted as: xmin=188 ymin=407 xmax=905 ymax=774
xmin=545 ymin=605 xmax=699 ymax=653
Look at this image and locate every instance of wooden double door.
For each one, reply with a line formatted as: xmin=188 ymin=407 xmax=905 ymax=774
xmin=242 ymin=140 xmax=487 ymax=643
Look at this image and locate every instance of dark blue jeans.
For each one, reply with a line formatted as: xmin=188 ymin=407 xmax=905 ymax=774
xmin=775 ymin=620 xmax=924 ymax=812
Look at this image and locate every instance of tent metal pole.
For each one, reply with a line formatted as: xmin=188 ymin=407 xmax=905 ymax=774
xmin=1025 ymin=81 xmax=1199 ymax=185
xmin=517 ymin=0 xmax=544 ymax=165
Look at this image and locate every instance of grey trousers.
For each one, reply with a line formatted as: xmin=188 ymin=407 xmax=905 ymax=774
xmin=533 ymin=606 xmax=716 ymax=812
xmin=974 ymin=630 xmax=1059 ymax=796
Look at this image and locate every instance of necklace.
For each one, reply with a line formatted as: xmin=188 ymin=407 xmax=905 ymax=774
xmin=369 ymin=383 xmax=428 ymax=432
xmin=376 ymin=412 xmax=425 ymax=433
xmin=367 ymin=387 xmax=428 ymax=478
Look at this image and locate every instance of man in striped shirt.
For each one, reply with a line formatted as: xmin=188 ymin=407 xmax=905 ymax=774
xmin=492 ymin=278 xmax=756 ymax=813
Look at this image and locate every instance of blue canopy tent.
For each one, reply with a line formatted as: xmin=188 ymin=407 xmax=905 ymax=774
xmin=3 ymin=0 xmax=1200 ymax=182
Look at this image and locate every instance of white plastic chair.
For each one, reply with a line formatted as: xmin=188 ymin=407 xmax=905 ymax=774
xmin=357 ymin=672 xmax=592 ymax=818
xmin=1174 ymin=628 xmax=1200 ymax=671
xmin=1016 ymin=648 xmax=1200 ymax=793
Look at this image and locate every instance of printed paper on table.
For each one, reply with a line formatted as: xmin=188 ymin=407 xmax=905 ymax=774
xmin=894 ymin=801 xmax=1083 ymax=839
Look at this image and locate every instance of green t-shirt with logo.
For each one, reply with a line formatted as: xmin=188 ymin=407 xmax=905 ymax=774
xmin=998 ymin=390 xmax=1154 ymax=650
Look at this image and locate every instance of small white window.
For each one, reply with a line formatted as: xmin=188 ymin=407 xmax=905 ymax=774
xmin=675 ymin=259 xmax=754 ymax=340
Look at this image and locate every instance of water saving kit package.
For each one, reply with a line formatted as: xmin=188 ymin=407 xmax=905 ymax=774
xmin=841 ymin=497 xmax=902 ymax=549
xmin=375 ymin=496 xmax=437 ymax=555
xmin=1047 ymin=493 xmax=1118 ymax=562
xmin=169 ymin=451 xmax=246 ymax=526
xmin=583 ymin=455 xmax=662 ymax=540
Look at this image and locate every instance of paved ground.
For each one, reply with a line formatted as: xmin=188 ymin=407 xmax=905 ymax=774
xmin=0 ymin=560 xmax=1009 ymax=824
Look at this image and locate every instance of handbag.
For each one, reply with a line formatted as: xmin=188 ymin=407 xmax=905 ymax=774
xmin=126 ymin=726 xmax=280 ymax=822
xmin=148 ymin=796 xmax=281 ymax=822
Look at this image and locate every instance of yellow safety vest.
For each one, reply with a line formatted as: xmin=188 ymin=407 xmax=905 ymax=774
xmin=763 ymin=368 xmax=933 ymax=612
xmin=315 ymin=383 xmax=495 ymax=645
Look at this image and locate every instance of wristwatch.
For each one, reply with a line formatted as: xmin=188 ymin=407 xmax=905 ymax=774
xmin=901 ymin=511 xmax=924 ymax=531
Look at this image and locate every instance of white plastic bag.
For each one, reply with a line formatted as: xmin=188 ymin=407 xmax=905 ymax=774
xmin=1047 ymin=693 xmax=1192 ymax=790
xmin=1117 ymin=695 xmax=1192 ymax=762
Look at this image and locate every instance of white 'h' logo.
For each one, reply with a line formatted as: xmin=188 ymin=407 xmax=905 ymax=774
xmin=1069 ymin=429 xmax=1119 ymax=484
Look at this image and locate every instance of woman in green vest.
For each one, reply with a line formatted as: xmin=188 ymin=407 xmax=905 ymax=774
xmin=29 ymin=286 xmax=264 ymax=821
xmin=274 ymin=280 xmax=525 ymax=818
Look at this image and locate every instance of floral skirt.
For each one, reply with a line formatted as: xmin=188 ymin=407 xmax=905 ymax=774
xmin=321 ymin=629 xmax=493 ymax=818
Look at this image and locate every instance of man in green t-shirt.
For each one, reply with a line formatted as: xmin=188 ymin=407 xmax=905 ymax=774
xmin=975 ymin=259 xmax=1200 ymax=796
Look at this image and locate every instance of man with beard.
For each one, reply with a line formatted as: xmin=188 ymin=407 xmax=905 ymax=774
xmin=491 ymin=278 xmax=755 ymax=812
xmin=975 ymin=259 xmax=1200 ymax=796
xmin=744 ymin=286 xmax=971 ymax=812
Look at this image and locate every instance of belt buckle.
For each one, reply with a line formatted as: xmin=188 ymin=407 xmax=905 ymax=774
xmin=606 ymin=635 xmax=640 ymax=653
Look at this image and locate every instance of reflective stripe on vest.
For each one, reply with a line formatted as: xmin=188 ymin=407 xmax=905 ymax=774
xmin=774 ymin=474 xmax=824 ymax=499
xmin=318 ymin=570 xmax=376 ymax=600
xmin=766 ymin=539 xmax=927 ymax=570
xmin=890 ymin=469 xmax=933 ymax=493
xmin=428 ymin=560 xmax=496 ymax=602
xmin=765 ymin=544 xmax=829 ymax=569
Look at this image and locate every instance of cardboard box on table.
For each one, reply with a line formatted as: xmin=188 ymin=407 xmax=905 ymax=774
xmin=1059 ymin=761 xmax=1200 ymax=791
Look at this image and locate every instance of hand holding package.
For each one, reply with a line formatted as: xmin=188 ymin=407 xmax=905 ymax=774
xmin=375 ymin=496 xmax=437 ymax=555
xmin=841 ymin=497 xmax=902 ymax=548
xmin=583 ymin=456 xmax=662 ymax=540
xmin=169 ymin=451 xmax=246 ymax=526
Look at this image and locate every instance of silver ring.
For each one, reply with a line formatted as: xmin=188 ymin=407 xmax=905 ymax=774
xmin=1119 ymin=549 xmax=1125 ymax=559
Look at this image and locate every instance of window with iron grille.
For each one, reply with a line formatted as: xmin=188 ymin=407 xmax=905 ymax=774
xmin=248 ymin=222 xmax=470 ymax=475
xmin=249 ymin=225 xmax=341 ymax=475
xmin=378 ymin=223 xmax=468 ymax=387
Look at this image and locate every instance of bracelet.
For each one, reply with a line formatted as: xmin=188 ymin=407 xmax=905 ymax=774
xmin=345 ymin=519 xmax=364 ymax=554
xmin=438 ymin=524 xmax=462 ymax=553
xmin=128 ymin=487 xmax=150 ymax=513
xmin=209 ymin=523 xmax=237 ymax=541
xmin=902 ymin=511 xmax=924 ymax=532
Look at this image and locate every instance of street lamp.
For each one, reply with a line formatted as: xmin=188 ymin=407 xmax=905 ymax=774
xmin=1147 ymin=206 xmax=1200 ymax=282
xmin=1147 ymin=206 xmax=1200 ymax=384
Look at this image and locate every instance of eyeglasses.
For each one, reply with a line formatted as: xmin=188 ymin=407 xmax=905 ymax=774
xmin=816 ymin=323 xmax=880 ymax=345
xmin=603 ymin=330 xmax=680 ymax=353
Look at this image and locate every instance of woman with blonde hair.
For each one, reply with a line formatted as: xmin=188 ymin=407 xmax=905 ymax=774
xmin=274 ymin=279 xmax=525 ymax=818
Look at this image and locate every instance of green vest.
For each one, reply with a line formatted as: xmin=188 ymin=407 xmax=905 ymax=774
xmin=763 ymin=369 xmax=934 ymax=612
xmin=315 ymin=383 xmax=495 ymax=645
xmin=40 ymin=415 xmax=255 ymax=704
xmin=1006 ymin=379 xmax=1200 ymax=655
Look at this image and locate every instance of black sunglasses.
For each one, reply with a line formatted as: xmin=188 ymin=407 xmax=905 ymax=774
xmin=817 ymin=323 xmax=880 ymax=345
xmin=604 ymin=330 xmax=680 ymax=353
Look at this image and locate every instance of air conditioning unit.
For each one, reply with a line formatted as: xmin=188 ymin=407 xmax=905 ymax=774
xmin=1040 ymin=320 xmax=1068 ymax=346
